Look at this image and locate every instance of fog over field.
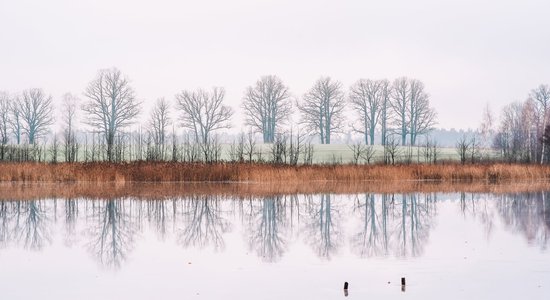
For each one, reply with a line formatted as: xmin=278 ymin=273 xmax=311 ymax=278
xmin=2 ymin=3 xmax=550 ymax=299
xmin=1 ymin=0 xmax=550 ymax=131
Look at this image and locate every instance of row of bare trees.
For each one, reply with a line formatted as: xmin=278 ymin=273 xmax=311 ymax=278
xmin=0 ymin=68 xmax=234 ymax=162
xmin=0 ymin=89 xmax=54 ymax=146
xmin=0 ymin=68 xmax=438 ymax=162
xmin=492 ymin=84 xmax=550 ymax=163
xmin=246 ymin=76 xmax=437 ymax=145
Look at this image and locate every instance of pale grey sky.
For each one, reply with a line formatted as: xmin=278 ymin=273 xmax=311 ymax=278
xmin=1 ymin=0 xmax=549 ymax=130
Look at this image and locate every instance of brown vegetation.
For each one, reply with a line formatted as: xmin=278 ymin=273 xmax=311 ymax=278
xmin=1 ymin=161 xmax=550 ymax=183
xmin=1 ymin=162 xmax=550 ymax=199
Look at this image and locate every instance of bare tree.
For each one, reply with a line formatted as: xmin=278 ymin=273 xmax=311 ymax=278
xmin=17 ymin=88 xmax=54 ymax=144
xmin=362 ymin=145 xmax=376 ymax=164
xmin=242 ymin=75 xmax=292 ymax=143
xmin=542 ymin=124 xmax=550 ymax=162
xmin=229 ymin=133 xmax=245 ymax=162
xmin=480 ymin=103 xmax=494 ymax=140
xmin=50 ymin=133 xmax=60 ymax=163
xmin=244 ymin=130 xmax=257 ymax=162
xmin=0 ymin=92 xmax=10 ymax=147
xmin=9 ymin=97 xmax=22 ymax=145
xmin=469 ymin=135 xmax=481 ymax=163
xmin=82 ymin=68 xmax=141 ymax=161
xmin=270 ymin=133 xmax=288 ymax=164
xmin=384 ymin=136 xmax=400 ymax=165
xmin=302 ymin=141 xmax=315 ymax=165
xmin=391 ymin=77 xmax=410 ymax=145
xmin=421 ymin=137 xmax=439 ymax=164
xmin=456 ymin=135 xmax=470 ymax=164
xmin=175 ymin=87 xmax=233 ymax=144
xmin=349 ymin=79 xmax=387 ymax=145
xmin=349 ymin=142 xmax=367 ymax=164
xmin=287 ymin=127 xmax=305 ymax=165
xmin=0 ymin=92 xmax=10 ymax=160
xmin=380 ymin=80 xmax=392 ymax=145
xmin=494 ymin=102 xmax=529 ymax=162
xmin=148 ymin=98 xmax=171 ymax=160
xmin=298 ymin=77 xmax=345 ymax=144
xmin=408 ymin=79 xmax=436 ymax=145
xmin=479 ymin=103 xmax=495 ymax=159
xmin=61 ymin=93 xmax=79 ymax=162
xmin=529 ymin=84 xmax=550 ymax=164
xmin=521 ymin=99 xmax=538 ymax=162
xmin=391 ymin=77 xmax=436 ymax=145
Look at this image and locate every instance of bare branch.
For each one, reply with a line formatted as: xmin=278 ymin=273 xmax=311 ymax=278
xmin=17 ymin=88 xmax=54 ymax=144
xmin=175 ymin=87 xmax=233 ymax=144
xmin=242 ymin=75 xmax=291 ymax=143
xmin=349 ymin=79 xmax=388 ymax=145
xmin=82 ymin=68 xmax=141 ymax=161
xmin=297 ymin=77 xmax=345 ymax=144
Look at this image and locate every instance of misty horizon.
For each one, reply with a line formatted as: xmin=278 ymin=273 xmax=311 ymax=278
xmin=2 ymin=0 xmax=550 ymax=131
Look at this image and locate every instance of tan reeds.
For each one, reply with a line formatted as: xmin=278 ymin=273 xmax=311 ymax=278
xmin=1 ymin=161 xmax=550 ymax=183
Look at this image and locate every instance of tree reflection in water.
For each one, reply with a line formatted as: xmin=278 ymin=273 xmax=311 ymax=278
xmin=14 ymin=200 xmax=52 ymax=250
xmin=87 ymin=199 xmax=137 ymax=269
xmin=460 ymin=192 xmax=495 ymax=240
xmin=1 ymin=201 xmax=52 ymax=250
xmin=350 ymin=193 xmax=436 ymax=258
xmin=0 ymin=191 xmax=548 ymax=268
xmin=0 ymin=201 xmax=13 ymax=248
xmin=145 ymin=199 xmax=171 ymax=241
xmin=64 ymin=198 xmax=79 ymax=247
xmin=496 ymin=192 xmax=550 ymax=250
xmin=246 ymin=195 xmax=287 ymax=262
xmin=397 ymin=193 xmax=436 ymax=257
xmin=305 ymin=194 xmax=342 ymax=259
xmin=177 ymin=195 xmax=230 ymax=251
xmin=350 ymin=194 xmax=390 ymax=257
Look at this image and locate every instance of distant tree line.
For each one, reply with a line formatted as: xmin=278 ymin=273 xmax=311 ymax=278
xmin=0 ymin=67 xmax=440 ymax=164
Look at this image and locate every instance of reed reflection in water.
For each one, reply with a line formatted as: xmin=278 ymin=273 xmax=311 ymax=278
xmin=0 ymin=192 xmax=549 ymax=269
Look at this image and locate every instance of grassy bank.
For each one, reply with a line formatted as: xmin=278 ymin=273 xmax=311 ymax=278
xmin=1 ymin=161 xmax=550 ymax=183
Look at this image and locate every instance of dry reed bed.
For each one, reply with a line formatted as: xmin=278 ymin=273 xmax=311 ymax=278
xmin=1 ymin=161 xmax=550 ymax=183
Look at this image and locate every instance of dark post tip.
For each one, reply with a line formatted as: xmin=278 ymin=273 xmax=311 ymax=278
xmin=343 ymin=281 xmax=349 ymax=290
xmin=401 ymin=277 xmax=406 ymax=286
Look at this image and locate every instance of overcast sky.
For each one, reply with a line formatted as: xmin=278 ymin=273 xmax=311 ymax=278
xmin=1 ymin=0 xmax=549 ymax=130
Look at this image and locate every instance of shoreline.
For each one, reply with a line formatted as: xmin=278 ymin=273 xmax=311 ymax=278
xmin=1 ymin=161 xmax=550 ymax=183
xmin=0 ymin=162 xmax=550 ymax=199
xmin=1 ymin=180 xmax=550 ymax=200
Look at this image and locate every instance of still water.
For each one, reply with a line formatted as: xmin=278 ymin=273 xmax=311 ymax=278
xmin=0 ymin=191 xmax=549 ymax=299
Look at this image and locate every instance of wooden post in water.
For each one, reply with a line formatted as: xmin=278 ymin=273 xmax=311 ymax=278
xmin=401 ymin=277 xmax=406 ymax=292
xmin=343 ymin=282 xmax=349 ymax=297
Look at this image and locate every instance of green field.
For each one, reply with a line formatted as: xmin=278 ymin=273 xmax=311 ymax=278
xmin=2 ymin=142 xmax=498 ymax=164
xmin=219 ymin=143 xmax=497 ymax=164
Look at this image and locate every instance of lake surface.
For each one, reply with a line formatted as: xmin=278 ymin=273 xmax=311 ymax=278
xmin=0 ymin=189 xmax=549 ymax=299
